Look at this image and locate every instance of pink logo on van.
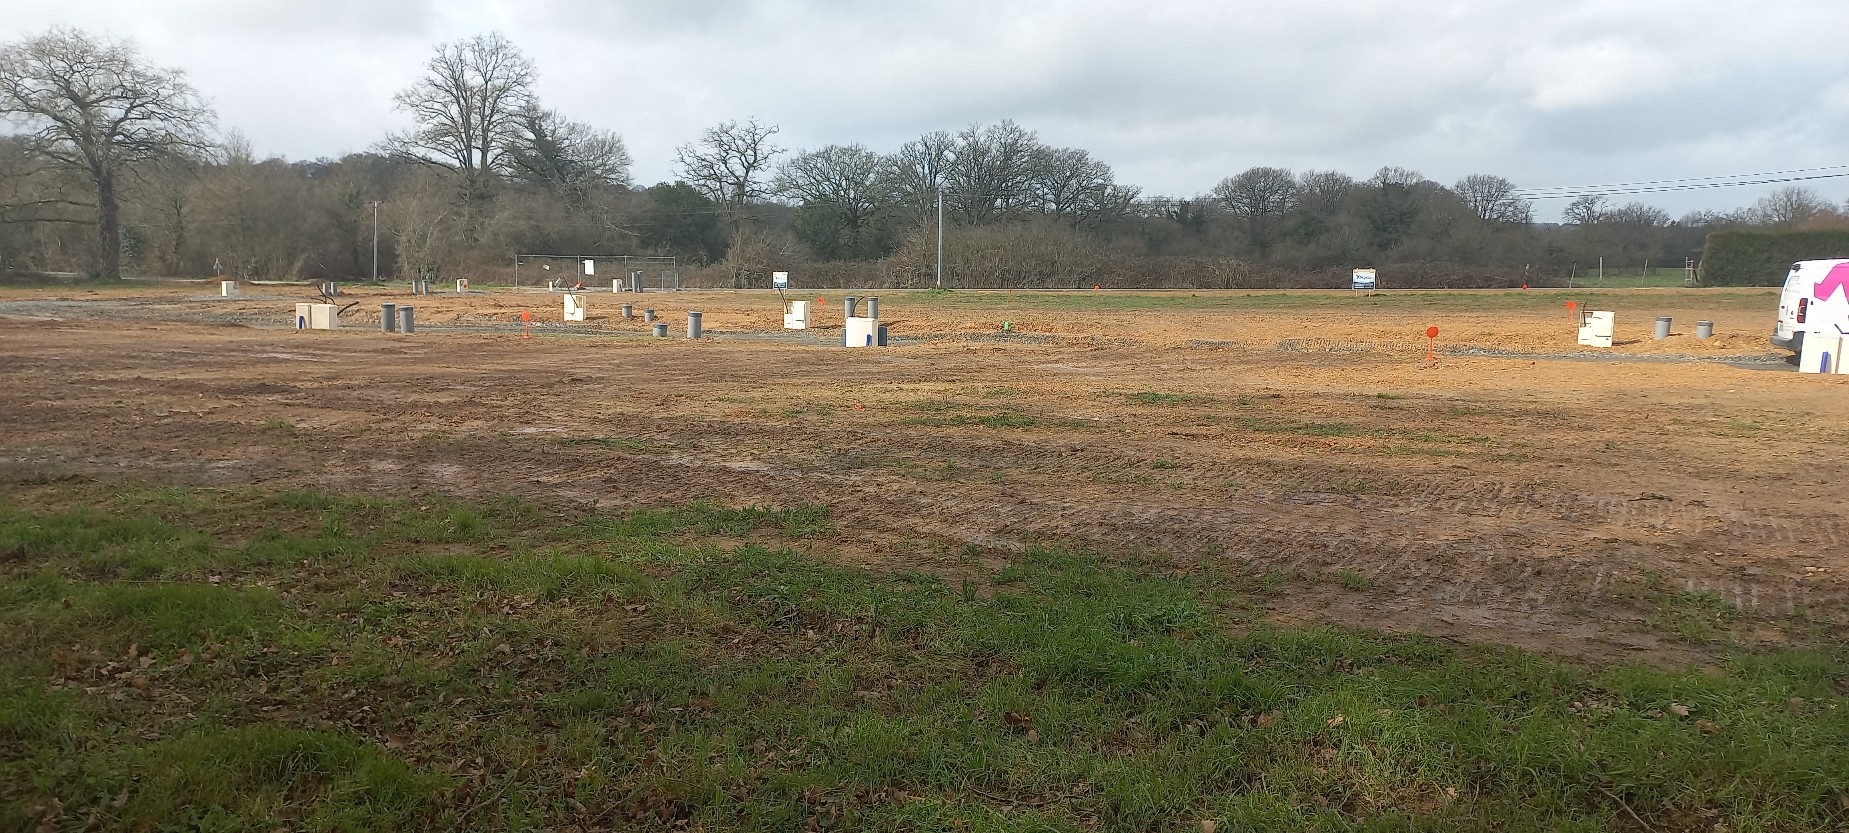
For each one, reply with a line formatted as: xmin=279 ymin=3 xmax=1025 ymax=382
xmin=1818 ymin=262 xmax=1849 ymax=302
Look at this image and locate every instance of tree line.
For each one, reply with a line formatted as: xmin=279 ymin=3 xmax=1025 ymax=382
xmin=3 ymin=27 xmax=1845 ymax=287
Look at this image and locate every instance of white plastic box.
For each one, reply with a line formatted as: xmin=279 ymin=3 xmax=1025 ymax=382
xmin=563 ymin=294 xmax=586 ymax=322
xmin=784 ymin=300 xmax=809 ymax=330
xmin=1799 ymin=334 xmax=1845 ymax=374
xmin=844 ymin=316 xmax=877 ymax=348
xmin=309 ymin=304 xmax=339 ymax=330
xmin=1577 ymin=311 xmax=1614 ymax=348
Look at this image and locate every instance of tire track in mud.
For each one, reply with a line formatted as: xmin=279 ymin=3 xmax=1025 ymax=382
xmin=602 ymin=423 xmax=1849 ymax=639
xmin=11 ymin=389 xmax=1843 ymax=643
xmin=668 ymin=419 xmax=1849 ymax=628
xmin=5 ymin=317 xmax=1845 ymax=658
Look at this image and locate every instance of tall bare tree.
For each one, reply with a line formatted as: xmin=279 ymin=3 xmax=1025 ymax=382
xmin=384 ymin=33 xmax=535 ymax=190
xmin=774 ymin=143 xmax=894 ymax=260
xmin=881 ymin=130 xmax=955 ymax=221
xmin=1032 ymin=146 xmax=1136 ymax=227
xmin=0 ymin=27 xmax=213 ymax=279
xmin=942 ymin=120 xmax=1042 ymax=223
xmin=505 ymin=106 xmax=633 ymax=203
xmin=1295 ymin=170 xmax=1356 ymax=215
xmin=1213 ymin=166 xmax=1297 ymax=257
xmin=1454 ymin=174 xmax=1532 ymax=225
xmin=675 ymin=118 xmax=783 ymax=218
xmin=1563 ymin=194 xmax=1606 ymax=226
xmin=1752 ymin=185 xmax=1828 ymax=228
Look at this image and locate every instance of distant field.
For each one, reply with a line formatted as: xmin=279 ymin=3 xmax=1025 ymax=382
xmin=1552 ymin=267 xmax=1697 ymax=289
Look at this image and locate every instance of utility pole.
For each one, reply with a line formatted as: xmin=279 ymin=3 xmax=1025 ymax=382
xmin=935 ymin=188 xmax=944 ymax=289
xmin=370 ymin=201 xmax=381 ymax=283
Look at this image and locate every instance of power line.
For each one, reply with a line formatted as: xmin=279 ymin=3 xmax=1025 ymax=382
xmin=1515 ymin=164 xmax=1849 ymax=193
xmin=1514 ymin=166 xmax=1849 ymax=200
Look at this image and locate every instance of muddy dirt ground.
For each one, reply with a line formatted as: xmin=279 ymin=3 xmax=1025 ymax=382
xmin=3 ymin=283 xmax=1843 ymax=663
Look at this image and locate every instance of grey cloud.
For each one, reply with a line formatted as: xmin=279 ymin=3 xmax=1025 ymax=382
xmin=4 ymin=0 xmax=1846 ymax=218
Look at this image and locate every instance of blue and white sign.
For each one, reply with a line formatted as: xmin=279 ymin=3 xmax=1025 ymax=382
xmin=772 ymin=271 xmax=790 ymax=289
xmin=1352 ymin=268 xmax=1377 ymax=291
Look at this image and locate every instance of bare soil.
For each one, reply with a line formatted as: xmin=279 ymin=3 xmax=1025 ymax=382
xmin=3 ymin=283 xmax=1843 ymax=663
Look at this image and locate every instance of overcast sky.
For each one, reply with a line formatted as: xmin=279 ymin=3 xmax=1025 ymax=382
xmin=6 ymin=0 xmax=1849 ymax=221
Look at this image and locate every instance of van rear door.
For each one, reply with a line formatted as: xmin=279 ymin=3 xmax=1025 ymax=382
xmin=1775 ymin=262 xmax=1807 ymax=350
xmin=1776 ymin=259 xmax=1849 ymax=352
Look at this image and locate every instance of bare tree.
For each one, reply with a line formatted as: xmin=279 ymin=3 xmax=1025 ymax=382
xmin=674 ymin=118 xmax=784 ymax=218
xmin=774 ymin=143 xmax=893 ymax=259
xmin=942 ymin=120 xmax=1042 ymax=223
xmin=1295 ymin=170 xmax=1356 ymax=217
xmin=881 ymin=130 xmax=955 ymax=220
xmin=1601 ymin=201 xmax=1672 ymax=264
xmin=1454 ymin=174 xmax=1533 ymax=224
xmin=1213 ymin=166 xmax=1297 ymax=257
xmin=505 ymin=106 xmax=633 ymax=201
xmin=1359 ymin=166 xmax=1427 ymax=254
xmin=1563 ymin=194 xmax=1606 ymax=226
xmin=384 ymin=33 xmax=535 ymax=189
xmin=0 ymin=133 xmax=91 ymax=226
xmin=0 ymin=27 xmax=213 ymax=279
xmin=1032 ymin=146 xmax=1136 ymax=227
xmin=196 ymin=131 xmax=315 ymax=280
xmin=1603 ymin=202 xmax=1670 ymax=228
xmin=1752 ymin=185 xmax=1827 ymax=228
xmin=388 ymin=169 xmax=460 ymax=282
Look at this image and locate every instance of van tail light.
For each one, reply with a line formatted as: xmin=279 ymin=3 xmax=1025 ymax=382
xmin=1798 ymin=298 xmax=1808 ymax=323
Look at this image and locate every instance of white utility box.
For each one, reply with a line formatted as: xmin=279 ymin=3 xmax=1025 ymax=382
xmin=844 ymin=316 xmax=877 ymax=348
xmin=295 ymin=303 xmax=313 ymax=330
xmin=784 ymin=300 xmax=809 ymax=330
xmin=1799 ymin=334 xmax=1846 ymax=374
xmin=563 ymin=293 xmax=586 ymax=322
xmin=220 ymin=280 xmax=237 ymax=297
xmin=455 ymin=279 xmax=469 ymax=293
xmin=1577 ymin=311 xmax=1614 ymax=348
xmin=308 ymin=303 xmax=339 ymax=330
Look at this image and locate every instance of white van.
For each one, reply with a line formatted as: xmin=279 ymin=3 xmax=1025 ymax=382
xmin=1773 ymin=258 xmax=1849 ymax=355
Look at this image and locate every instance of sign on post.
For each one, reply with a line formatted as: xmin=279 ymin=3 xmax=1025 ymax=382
xmin=1352 ymin=268 xmax=1377 ymax=294
xmin=772 ymin=271 xmax=790 ymax=289
xmin=582 ymin=259 xmax=596 ymax=276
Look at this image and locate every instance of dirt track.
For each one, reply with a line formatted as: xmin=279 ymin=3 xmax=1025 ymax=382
xmin=3 ymin=284 xmax=1844 ymax=662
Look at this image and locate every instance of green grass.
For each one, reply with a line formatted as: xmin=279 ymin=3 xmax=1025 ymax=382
xmin=1557 ymin=268 xmax=1692 ymax=289
xmin=1330 ymin=569 xmax=1374 ymax=591
xmin=1238 ymin=417 xmax=1361 ymax=437
xmin=2 ymin=481 xmax=1847 ymax=832
xmin=907 ymin=412 xmax=1042 ymax=429
xmin=555 ymin=435 xmax=649 ymax=450
xmin=1131 ymin=391 xmax=1202 ymax=406
xmin=902 ymin=399 xmax=1044 ymax=429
